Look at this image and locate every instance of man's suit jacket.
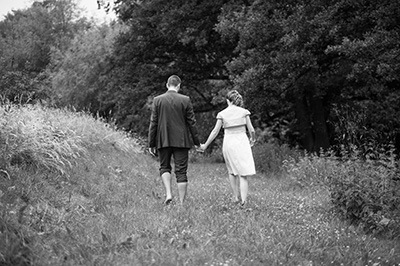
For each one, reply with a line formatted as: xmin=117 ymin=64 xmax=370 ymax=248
xmin=148 ymin=90 xmax=200 ymax=149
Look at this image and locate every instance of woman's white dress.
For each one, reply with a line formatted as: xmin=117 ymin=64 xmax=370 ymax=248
xmin=217 ymin=105 xmax=256 ymax=176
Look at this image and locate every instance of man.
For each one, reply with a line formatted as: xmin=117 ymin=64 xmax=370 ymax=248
xmin=148 ymin=75 xmax=200 ymax=205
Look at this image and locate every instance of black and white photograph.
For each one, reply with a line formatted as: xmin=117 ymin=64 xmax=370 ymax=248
xmin=0 ymin=0 xmax=399 ymax=265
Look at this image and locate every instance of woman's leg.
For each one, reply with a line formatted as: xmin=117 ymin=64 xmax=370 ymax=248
xmin=228 ymin=174 xmax=239 ymax=202
xmin=239 ymin=175 xmax=248 ymax=204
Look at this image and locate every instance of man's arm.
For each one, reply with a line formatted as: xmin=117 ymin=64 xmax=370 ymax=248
xmin=185 ymin=98 xmax=200 ymax=146
xmin=148 ymin=99 xmax=158 ymax=151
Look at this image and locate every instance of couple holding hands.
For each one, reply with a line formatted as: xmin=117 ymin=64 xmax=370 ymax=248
xmin=148 ymin=75 xmax=256 ymax=207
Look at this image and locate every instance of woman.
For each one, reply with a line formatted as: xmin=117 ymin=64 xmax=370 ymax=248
xmin=200 ymin=90 xmax=256 ymax=206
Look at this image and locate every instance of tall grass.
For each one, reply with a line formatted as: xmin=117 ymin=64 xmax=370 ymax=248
xmin=252 ymin=142 xmax=301 ymax=174
xmin=0 ymin=103 xmax=148 ymax=266
xmin=0 ymin=104 xmax=140 ymax=174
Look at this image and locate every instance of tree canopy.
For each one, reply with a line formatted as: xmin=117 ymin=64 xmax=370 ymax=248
xmin=83 ymin=0 xmax=238 ymax=135
xmin=0 ymin=0 xmax=91 ymax=103
xmin=216 ymin=0 xmax=400 ymax=151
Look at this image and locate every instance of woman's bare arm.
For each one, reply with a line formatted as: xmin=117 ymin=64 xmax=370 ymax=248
xmin=202 ymin=119 xmax=223 ymax=149
xmin=245 ymin=116 xmax=256 ymax=146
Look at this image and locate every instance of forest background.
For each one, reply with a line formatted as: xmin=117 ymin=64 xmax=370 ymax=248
xmin=1 ymin=0 xmax=399 ymax=154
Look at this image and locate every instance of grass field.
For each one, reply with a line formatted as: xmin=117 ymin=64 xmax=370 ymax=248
xmin=1 ymin=105 xmax=399 ymax=266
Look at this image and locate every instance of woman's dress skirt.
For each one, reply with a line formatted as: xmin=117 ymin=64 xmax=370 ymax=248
xmin=222 ymin=128 xmax=256 ymax=176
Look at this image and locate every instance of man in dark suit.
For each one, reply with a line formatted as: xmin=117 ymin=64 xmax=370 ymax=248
xmin=148 ymin=75 xmax=200 ymax=205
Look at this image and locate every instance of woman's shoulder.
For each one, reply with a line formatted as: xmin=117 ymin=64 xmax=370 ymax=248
xmin=234 ymin=106 xmax=250 ymax=115
xmin=218 ymin=106 xmax=250 ymax=118
xmin=217 ymin=107 xmax=229 ymax=118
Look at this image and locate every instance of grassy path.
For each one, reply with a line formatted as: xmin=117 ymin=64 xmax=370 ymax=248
xmin=3 ymin=152 xmax=400 ymax=266
xmin=182 ymin=163 xmax=399 ymax=266
xmin=93 ymin=159 xmax=400 ymax=266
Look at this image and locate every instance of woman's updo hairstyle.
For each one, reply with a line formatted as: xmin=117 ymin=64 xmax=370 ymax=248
xmin=226 ymin=90 xmax=244 ymax=107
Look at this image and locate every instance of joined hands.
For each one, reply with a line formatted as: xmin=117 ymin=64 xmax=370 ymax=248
xmin=196 ymin=144 xmax=206 ymax=153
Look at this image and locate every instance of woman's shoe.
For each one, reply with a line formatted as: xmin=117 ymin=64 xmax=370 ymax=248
xmin=240 ymin=201 xmax=252 ymax=211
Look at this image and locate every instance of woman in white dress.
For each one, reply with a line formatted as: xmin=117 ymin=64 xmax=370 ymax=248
xmin=200 ymin=90 xmax=256 ymax=206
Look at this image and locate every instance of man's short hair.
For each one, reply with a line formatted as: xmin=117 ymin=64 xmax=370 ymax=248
xmin=167 ymin=75 xmax=181 ymax=87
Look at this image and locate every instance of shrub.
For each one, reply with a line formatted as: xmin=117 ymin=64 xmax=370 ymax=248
xmin=284 ymin=146 xmax=400 ymax=237
xmin=283 ymin=151 xmax=338 ymax=188
xmin=327 ymin=151 xmax=400 ymax=236
xmin=253 ymin=142 xmax=301 ymax=174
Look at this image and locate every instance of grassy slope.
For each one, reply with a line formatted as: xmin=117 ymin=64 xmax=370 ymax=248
xmin=1 ymin=106 xmax=400 ymax=266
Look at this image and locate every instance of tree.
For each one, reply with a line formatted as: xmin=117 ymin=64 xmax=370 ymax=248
xmin=0 ymin=0 xmax=91 ymax=103
xmin=216 ymin=0 xmax=400 ymax=152
xmin=102 ymin=0 xmax=236 ymax=135
xmin=49 ymin=22 xmax=127 ymax=113
xmin=325 ymin=0 xmax=400 ymax=150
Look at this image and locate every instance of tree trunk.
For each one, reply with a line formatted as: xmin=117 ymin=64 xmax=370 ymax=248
xmin=310 ymin=95 xmax=330 ymax=152
xmin=294 ymin=90 xmax=330 ymax=152
xmin=294 ymin=95 xmax=314 ymax=151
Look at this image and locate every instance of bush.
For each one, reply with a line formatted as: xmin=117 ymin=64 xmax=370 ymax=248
xmin=283 ymin=151 xmax=338 ymax=188
xmin=284 ymin=146 xmax=400 ymax=237
xmin=327 ymin=152 xmax=400 ymax=236
xmin=253 ymin=142 xmax=301 ymax=174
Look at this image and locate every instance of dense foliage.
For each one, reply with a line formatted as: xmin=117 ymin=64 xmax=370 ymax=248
xmin=0 ymin=0 xmax=92 ymax=104
xmin=2 ymin=0 xmax=399 ymax=152
xmin=111 ymin=0 xmax=400 ymax=151
xmin=216 ymin=0 xmax=400 ymax=151
xmin=284 ymin=147 xmax=400 ymax=237
xmin=101 ymin=0 xmax=237 ymax=135
xmin=49 ymin=22 xmax=127 ymax=114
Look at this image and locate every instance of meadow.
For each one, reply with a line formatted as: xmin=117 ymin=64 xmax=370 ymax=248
xmin=0 ymin=104 xmax=399 ymax=266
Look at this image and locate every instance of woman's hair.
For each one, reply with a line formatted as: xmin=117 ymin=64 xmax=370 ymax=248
xmin=226 ymin=90 xmax=244 ymax=107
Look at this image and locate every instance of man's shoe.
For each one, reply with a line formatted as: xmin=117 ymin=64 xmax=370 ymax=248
xmin=164 ymin=198 xmax=172 ymax=205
